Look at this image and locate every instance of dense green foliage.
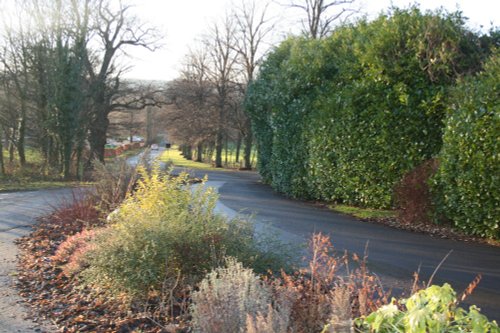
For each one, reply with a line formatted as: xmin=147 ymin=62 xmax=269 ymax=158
xmin=247 ymin=7 xmax=496 ymax=212
xmin=355 ymin=284 xmax=500 ymax=332
xmin=433 ymin=51 xmax=499 ymax=238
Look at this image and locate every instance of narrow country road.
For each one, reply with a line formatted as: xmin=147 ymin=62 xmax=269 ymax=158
xmin=185 ymin=167 xmax=500 ymax=320
xmin=0 ymin=189 xmax=75 ymax=333
xmin=1 ymin=156 xmax=498 ymax=332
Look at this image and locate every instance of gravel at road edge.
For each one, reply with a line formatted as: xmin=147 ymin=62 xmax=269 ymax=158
xmin=0 ymin=189 xmax=74 ymax=333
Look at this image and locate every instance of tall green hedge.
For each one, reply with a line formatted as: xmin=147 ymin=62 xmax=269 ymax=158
xmin=433 ymin=51 xmax=499 ymax=238
xmin=247 ymin=7 xmax=488 ymax=208
xmin=247 ymin=38 xmax=338 ymax=198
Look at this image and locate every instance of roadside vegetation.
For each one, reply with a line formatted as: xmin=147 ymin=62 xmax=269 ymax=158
xmin=6 ymin=0 xmax=499 ymax=331
xmin=16 ymin=159 xmax=499 ymax=332
xmin=246 ymin=7 xmax=499 ymax=240
xmin=159 ymin=146 xmax=224 ymax=171
xmin=329 ymin=205 xmax=395 ymax=220
xmin=0 ymin=148 xmax=87 ymax=191
xmin=159 ymin=144 xmax=257 ymax=171
xmin=0 ymin=145 xmax=143 ymax=192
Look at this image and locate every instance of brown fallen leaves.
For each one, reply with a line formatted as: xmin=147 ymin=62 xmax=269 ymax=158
xmin=15 ymin=200 xmax=187 ymax=333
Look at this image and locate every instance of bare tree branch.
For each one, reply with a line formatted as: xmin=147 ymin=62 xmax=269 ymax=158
xmin=287 ymin=0 xmax=358 ymax=38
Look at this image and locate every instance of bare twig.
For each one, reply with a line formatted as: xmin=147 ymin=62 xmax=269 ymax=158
xmin=426 ymin=249 xmax=453 ymax=288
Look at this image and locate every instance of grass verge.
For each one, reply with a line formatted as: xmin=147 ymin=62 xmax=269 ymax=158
xmin=0 ymin=180 xmax=91 ymax=192
xmin=159 ymin=148 xmax=232 ymax=171
xmin=329 ymin=204 xmax=396 ymax=220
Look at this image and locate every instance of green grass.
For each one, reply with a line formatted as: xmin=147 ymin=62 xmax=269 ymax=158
xmin=0 ymin=180 xmax=92 ymax=192
xmin=329 ymin=204 xmax=396 ymax=220
xmin=159 ymin=143 xmax=258 ymax=171
xmin=1 ymin=147 xmax=93 ymax=192
xmin=159 ymin=148 xmax=233 ymax=171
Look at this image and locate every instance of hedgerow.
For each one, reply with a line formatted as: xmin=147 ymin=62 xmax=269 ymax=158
xmin=247 ymin=6 xmax=496 ymax=211
xmin=432 ymin=51 xmax=500 ymax=238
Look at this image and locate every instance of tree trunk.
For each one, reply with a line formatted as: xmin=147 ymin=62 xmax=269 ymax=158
xmin=146 ymin=106 xmax=154 ymax=144
xmin=88 ymin=108 xmax=109 ymax=164
xmin=76 ymin=146 xmax=83 ymax=180
xmin=184 ymin=145 xmax=193 ymax=160
xmin=196 ymin=143 xmax=203 ymax=162
xmin=243 ymin=122 xmax=253 ymax=170
xmin=224 ymin=135 xmax=228 ymax=167
xmin=62 ymin=140 xmax=72 ymax=180
xmin=0 ymin=128 xmax=4 ymax=176
xmin=129 ymin=111 xmax=134 ymax=142
xmin=17 ymin=107 xmax=26 ymax=167
xmin=235 ymin=133 xmax=242 ymax=164
xmin=8 ymin=131 xmax=15 ymax=163
xmin=215 ymin=130 xmax=223 ymax=168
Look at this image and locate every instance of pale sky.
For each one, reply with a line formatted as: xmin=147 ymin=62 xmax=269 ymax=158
xmin=2 ymin=0 xmax=496 ymax=81
xmin=117 ymin=0 xmax=500 ymax=81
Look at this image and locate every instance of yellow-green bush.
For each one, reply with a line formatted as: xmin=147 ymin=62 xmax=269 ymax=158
xmin=84 ymin=167 xmax=288 ymax=298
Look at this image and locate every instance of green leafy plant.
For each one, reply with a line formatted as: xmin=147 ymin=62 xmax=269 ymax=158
xmin=246 ymin=6 xmax=495 ymax=209
xmin=83 ymin=167 xmax=288 ymax=299
xmin=355 ymin=283 xmax=500 ymax=333
xmin=432 ymin=51 xmax=499 ymax=238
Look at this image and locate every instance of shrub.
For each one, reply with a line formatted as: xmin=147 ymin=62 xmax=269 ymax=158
xmin=394 ymin=159 xmax=439 ymax=225
xmin=355 ymin=283 xmax=500 ymax=332
xmin=189 ymin=234 xmax=389 ymax=333
xmin=49 ymin=193 xmax=103 ymax=236
xmin=275 ymin=234 xmax=388 ymax=333
xmin=433 ymin=51 xmax=499 ymax=238
xmin=84 ymin=168 xmax=288 ymax=299
xmin=90 ymin=158 xmax=139 ymax=212
xmin=51 ymin=228 xmax=102 ymax=276
xmin=247 ymin=7 xmax=493 ymax=208
xmin=191 ymin=258 xmax=275 ymax=333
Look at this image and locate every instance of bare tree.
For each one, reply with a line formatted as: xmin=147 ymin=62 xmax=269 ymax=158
xmin=288 ymin=0 xmax=357 ymax=38
xmin=203 ymin=16 xmax=239 ymax=168
xmin=84 ymin=0 xmax=160 ymax=163
xmin=108 ymin=80 xmax=165 ymax=143
xmin=232 ymin=0 xmax=274 ymax=168
xmin=0 ymin=0 xmax=160 ymax=178
xmin=166 ymin=48 xmax=217 ymax=162
xmin=0 ymin=22 xmax=33 ymax=167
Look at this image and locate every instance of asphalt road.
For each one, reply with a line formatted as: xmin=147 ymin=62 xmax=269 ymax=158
xmin=1 ymin=153 xmax=498 ymax=329
xmin=0 ymin=189 xmax=77 ymax=332
xmin=183 ymin=167 xmax=500 ymax=320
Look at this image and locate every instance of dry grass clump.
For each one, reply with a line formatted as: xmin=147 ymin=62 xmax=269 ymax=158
xmin=90 ymin=158 xmax=140 ymax=212
xmin=246 ymin=303 xmax=291 ymax=333
xmin=190 ymin=234 xmax=389 ymax=333
xmin=191 ymin=258 xmax=274 ymax=333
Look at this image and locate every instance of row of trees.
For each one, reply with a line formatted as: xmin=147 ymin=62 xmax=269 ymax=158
xmin=166 ymin=0 xmax=355 ymax=168
xmin=246 ymin=7 xmax=499 ymax=237
xmin=0 ymin=0 xmax=160 ymax=179
xmin=165 ymin=1 xmax=272 ymax=168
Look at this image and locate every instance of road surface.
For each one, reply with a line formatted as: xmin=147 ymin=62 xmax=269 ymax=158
xmin=1 ymin=151 xmax=498 ymax=331
xmin=183 ymin=167 xmax=500 ymax=320
xmin=0 ymin=189 xmax=78 ymax=332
